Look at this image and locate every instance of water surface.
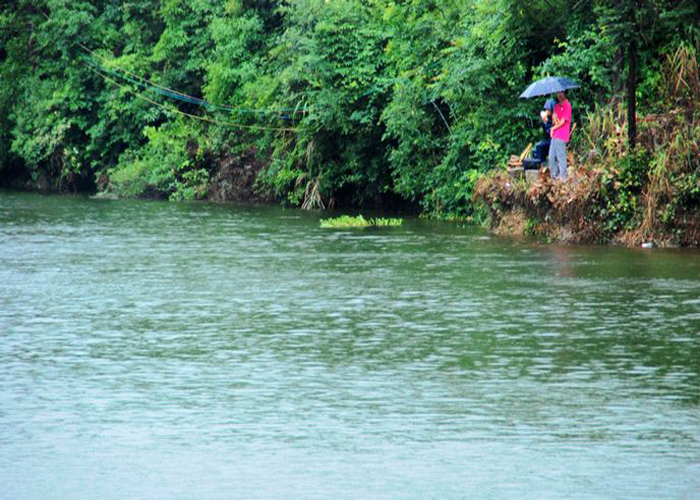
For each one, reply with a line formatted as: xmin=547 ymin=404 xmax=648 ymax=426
xmin=1 ymin=190 xmax=699 ymax=499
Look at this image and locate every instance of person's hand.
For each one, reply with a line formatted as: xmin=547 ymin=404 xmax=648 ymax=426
xmin=540 ymin=110 xmax=548 ymax=122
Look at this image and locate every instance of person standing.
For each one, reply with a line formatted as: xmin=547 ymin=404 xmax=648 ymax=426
xmin=549 ymin=91 xmax=572 ymax=180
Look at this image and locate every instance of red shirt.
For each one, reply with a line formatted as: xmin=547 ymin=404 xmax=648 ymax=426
xmin=552 ymin=100 xmax=572 ymax=142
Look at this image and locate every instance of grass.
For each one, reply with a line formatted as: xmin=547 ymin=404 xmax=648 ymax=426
xmin=320 ymin=214 xmax=404 ymax=228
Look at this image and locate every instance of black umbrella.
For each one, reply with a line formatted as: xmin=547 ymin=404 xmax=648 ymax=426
xmin=520 ymin=76 xmax=580 ymax=99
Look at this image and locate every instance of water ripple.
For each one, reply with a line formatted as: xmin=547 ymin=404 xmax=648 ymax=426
xmin=1 ymin=191 xmax=699 ymax=499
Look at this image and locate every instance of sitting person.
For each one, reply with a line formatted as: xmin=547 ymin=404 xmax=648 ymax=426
xmin=533 ymin=98 xmax=556 ymax=162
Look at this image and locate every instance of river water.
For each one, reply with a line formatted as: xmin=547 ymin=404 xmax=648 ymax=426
xmin=1 ymin=190 xmax=699 ymax=499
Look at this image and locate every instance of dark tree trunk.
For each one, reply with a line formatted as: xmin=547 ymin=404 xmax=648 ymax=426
xmin=628 ymin=5 xmax=637 ymax=150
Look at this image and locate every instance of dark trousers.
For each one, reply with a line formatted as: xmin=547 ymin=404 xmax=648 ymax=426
xmin=534 ymin=140 xmax=551 ymax=161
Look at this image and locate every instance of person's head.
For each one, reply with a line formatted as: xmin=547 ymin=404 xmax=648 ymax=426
xmin=556 ymin=91 xmax=567 ymax=102
xmin=543 ymin=98 xmax=556 ymax=115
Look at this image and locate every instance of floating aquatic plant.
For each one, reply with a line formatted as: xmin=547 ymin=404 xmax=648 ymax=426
xmin=320 ymin=215 xmax=403 ymax=228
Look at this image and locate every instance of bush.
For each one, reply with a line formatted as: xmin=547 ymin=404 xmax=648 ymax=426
xmin=107 ymin=120 xmax=209 ymax=200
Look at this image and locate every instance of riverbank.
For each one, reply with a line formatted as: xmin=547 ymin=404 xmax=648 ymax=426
xmin=2 ymin=148 xmax=275 ymax=204
xmin=5 ymin=143 xmax=698 ymax=248
xmin=474 ymin=164 xmax=700 ymax=247
xmin=474 ymin=87 xmax=700 ymax=248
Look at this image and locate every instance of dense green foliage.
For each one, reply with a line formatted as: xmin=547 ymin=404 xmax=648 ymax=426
xmin=1 ymin=1 xmax=698 ymax=218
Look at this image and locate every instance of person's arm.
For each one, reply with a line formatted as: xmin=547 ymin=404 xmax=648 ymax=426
xmin=550 ymin=114 xmax=560 ymax=137
xmin=551 ymin=117 xmax=563 ymax=131
xmin=551 ymin=104 xmax=570 ymax=132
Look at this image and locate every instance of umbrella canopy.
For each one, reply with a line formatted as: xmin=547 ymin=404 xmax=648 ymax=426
xmin=520 ymin=76 xmax=580 ymax=99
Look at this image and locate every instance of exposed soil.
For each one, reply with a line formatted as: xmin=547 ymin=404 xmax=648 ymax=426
xmin=474 ymin=165 xmax=700 ymax=247
xmin=492 ymin=209 xmax=528 ymax=237
xmin=207 ymin=149 xmax=274 ymax=204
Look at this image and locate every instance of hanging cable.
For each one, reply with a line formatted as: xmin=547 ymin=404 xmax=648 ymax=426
xmin=79 ymin=46 xmax=306 ymax=118
xmin=86 ymin=65 xmax=298 ymax=133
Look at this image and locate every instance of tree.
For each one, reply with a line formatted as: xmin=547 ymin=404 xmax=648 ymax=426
xmin=596 ymin=0 xmax=700 ymax=149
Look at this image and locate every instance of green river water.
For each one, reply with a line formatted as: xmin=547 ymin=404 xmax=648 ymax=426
xmin=1 ymin=190 xmax=699 ymax=499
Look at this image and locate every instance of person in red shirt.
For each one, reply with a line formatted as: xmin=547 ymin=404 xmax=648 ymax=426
xmin=549 ymin=91 xmax=572 ymax=180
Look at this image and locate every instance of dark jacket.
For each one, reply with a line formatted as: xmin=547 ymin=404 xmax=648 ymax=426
xmin=541 ymin=117 xmax=553 ymax=140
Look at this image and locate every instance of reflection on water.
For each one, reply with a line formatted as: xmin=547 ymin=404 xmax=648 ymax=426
xmin=548 ymin=244 xmax=576 ymax=278
xmin=1 ymin=190 xmax=699 ymax=499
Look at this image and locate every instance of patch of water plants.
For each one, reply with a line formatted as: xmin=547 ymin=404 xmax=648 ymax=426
xmin=320 ymin=215 xmax=403 ymax=228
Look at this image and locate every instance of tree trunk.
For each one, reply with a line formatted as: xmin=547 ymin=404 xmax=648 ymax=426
xmin=628 ymin=5 xmax=637 ymax=150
